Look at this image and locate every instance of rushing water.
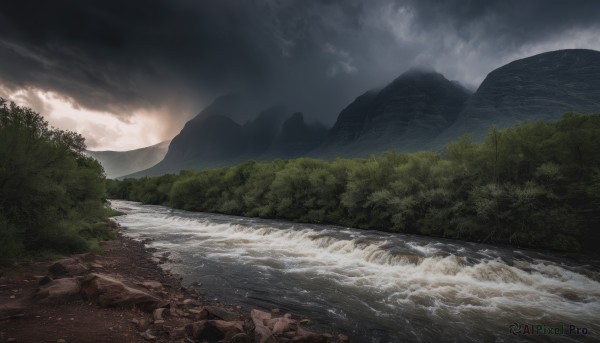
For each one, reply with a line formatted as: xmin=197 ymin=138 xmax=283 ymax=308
xmin=110 ymin=200 xmax=600 ymax=342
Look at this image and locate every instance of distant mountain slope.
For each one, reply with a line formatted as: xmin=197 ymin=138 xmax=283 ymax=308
xmin=268 ymin=112 xmax=328 ymax=158
xmin=124 ymin=49 xmax=600 ymax=178
xmin=312 ymin=69 xmax=471 ymax=158
xmin=126 ymin=97 xmax=327 ymax=177
xmin=86 ymin=140 xmax=170 ymax=179
xmin=426 ymin=49 xmax=600 ymax=150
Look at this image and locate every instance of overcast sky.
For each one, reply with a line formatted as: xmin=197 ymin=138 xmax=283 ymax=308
xmin=1 ymin=0 xmax=599 ymax=150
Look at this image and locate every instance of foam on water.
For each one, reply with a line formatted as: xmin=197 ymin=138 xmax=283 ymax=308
xmin=111 ymin=200 xmax=600 ymax=342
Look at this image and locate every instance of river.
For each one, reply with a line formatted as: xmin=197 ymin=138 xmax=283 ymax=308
xmin=110 ymin=200 xmax=600 ymax=342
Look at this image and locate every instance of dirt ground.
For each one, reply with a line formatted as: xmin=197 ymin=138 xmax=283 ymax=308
xmin=0 ymin=231 xmax=240 ymax=343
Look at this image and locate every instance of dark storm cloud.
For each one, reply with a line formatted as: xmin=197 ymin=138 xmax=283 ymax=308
xmin=0 ymin=0 xmax=599 ymax=132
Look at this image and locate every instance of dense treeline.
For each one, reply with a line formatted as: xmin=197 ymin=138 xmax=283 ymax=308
xmin=1 ymin=99 xmax=115 ymax=259
xmin=107 ymin=113 xmax=600 ymax=252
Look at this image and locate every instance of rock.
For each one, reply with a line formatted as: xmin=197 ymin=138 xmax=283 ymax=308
xmin=185 ymin=320 xmax=207 ymax=338
xmin=38 ymin=275 xmax=53 ymax=285
xmin=153 ymin=320 xmax=164 ymax=325
xmin=134 ymin=318 xmax=151 ymax=331
xmin=153 ymin=308 xmax=167 ymax=321
xmin=48 ymin=256 xmax=90 ymax=276
xmin=250 ymin=309 xmax=272 ymax=327
xmin=57 ymin=339 xmax=66 ymax=343
xmin=185 ymin=320 xmax=244 ymax=342
xmin=185 ymin=320 xmax=244 ymax=341
xmin=272 ymin=317 xmax=295 ymax=335
xmin=182 ymin=298 xmax=195 ymax=306
xmin=271 ymin=307 xmax=280 ymax=313
xmin=338 ymin=333 xmax=349 ymax=342
xmin=209 ymin=320 xmax=245 ymax=339
xmin=291 ymin=333 xmax=328 ymax=343
xmin=199 ymin=306 xmax=238 ymax=321
xmin=230 ymin=332 xmax=251 ymax=343
xmin=81 ymin=273 xmax=161 ymax=311
xmin=34 ymin=278 xmax=81 ymax=303
xmin=140 ymin=329 xmax=157 ymax=341
xmin=171 ymin=327 xmax=186 ymax=339
xmin=139 ymin=280 xmax=163 ymax=291
xmin=299 ymin=319 xmax=310 ymax=325
xmin=254 ymin=325 xmax=277 ymax=343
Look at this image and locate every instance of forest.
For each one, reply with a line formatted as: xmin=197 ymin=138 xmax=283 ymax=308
xmin=0 ymin=99 xmax=115 ymax=259
xmin=107 ymin=113 xmax=600 ymax=252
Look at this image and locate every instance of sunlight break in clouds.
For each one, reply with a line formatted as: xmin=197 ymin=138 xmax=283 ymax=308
xmin=6 ymin=88 xmax=163 ymax=151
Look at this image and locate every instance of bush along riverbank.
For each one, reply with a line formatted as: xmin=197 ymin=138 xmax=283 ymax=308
xmin=107 ymin=113 xmax=600 ymax=253
xmin=0 ymin=99 xmax=116 ymax=260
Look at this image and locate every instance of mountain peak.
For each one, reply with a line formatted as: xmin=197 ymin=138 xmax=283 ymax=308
xmin=425 ymin=48 xmax=600 ymax=150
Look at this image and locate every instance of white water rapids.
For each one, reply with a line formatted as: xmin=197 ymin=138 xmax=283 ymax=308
xmin=110 ymin=200 xmax=600 ymax=342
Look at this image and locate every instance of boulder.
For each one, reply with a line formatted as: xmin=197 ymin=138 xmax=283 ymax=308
xmin=49 ymin=257 xmax=90 ymax=276
xmin=291 ymin=333 xmax=328 ymax=343
xmin=34 ymin=278 xmax=81 ymax=303
xmin=198 ymin=305 xmax=239 ymax=321
xmin=153 ymin=307 xmax=167 ymax=321
xmin=37 ymin=275 xmax=53 ymax=285
xmin=251 ymin=309 xmax=272 ymax=327
xmin=140 ymin=329 xmax=157 ymax=341
xmin=230 ymin=332 xmax=251 ymax=343
xmin=272 ymin=317 xmax=295 ymax=335
xmin=254 ymin=325 xmax=277 ymax=343
xmin=139 ymin=280 xmax=163 ymax=291
xmin=81 ymin=273 xmax=161 ymax=311
xmin=185 ymin=320 xmax=244 ymax=341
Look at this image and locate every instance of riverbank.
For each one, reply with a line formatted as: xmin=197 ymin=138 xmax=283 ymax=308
xmin=0 ymin=221 xmax=347 ymax=343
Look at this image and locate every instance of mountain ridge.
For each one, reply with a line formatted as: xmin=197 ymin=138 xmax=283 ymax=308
xmin=113 ymin=49 xmax=600 ymax=178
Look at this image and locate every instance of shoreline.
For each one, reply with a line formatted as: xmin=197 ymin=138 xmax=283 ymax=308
xmin=0 ymin=221 xmax=348 ymax=343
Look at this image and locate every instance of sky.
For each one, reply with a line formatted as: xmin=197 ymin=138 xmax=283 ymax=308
xmin=1 ymin=0 xmax=599 ymax=151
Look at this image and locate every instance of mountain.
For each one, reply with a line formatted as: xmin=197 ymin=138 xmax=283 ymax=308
xmin=123 ymin=49 xmax=600 ymax=178
xmin=426 ymin=49 xmax=600 ymax=150
xmin=312 ymin=69 xmax=472 ymax=158
xmin=125 ymin=96 xmax=327 ymax=177
xmin=269 ymin=112 xmax=328 ymax=158
xmin=86 ymin=140 xmax=170 ymax=179
xmin=243 ymin=106 xmax=287 ymax=156
xmin=135 ymin=95 xmax=250 ymax=176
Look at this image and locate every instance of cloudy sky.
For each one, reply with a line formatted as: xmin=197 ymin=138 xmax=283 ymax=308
xmin=1 ymin=0 xmax=599 ymax=150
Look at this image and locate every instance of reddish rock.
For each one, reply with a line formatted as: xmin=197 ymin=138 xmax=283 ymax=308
xmin=185 ymin=319 xmax=244 ymax=341
xmin=338 ymin=333 xmax=349 ymax=342
xmin=254 ymin=324 xmax=277 ymax=343
xmin=49 ymin=257 xmax=90 ymax=276
xmin=81 ymin=273 xmax=161 ymax=311
xmin=199 ymin=305 xmax=239 ymax=321
xmin=153 ymin=307 xmax=167 ymax=321
xmin=230 ymin=332 xmax=251 ymax=343
xmin=251 ymin=309 xmax=272 ymax=327
xmin=272 ymin=317 xmax=295 ymax=335
xmin=291 ymin=333 xmax=328 ymax=343
xmin=139 ymin=280 xmax=163 ymax=291
xmin=34 ymin=278 xmax=81 ymax=303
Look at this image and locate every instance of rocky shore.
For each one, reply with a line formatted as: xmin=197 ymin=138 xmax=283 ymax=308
xmin=0 ymin=221 xmax=348 ymax=343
